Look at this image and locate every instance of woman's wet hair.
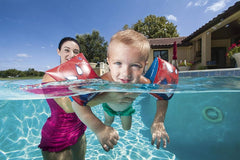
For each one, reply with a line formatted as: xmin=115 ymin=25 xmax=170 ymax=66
xmin=58 ymin=37 xmax=80 ymax=50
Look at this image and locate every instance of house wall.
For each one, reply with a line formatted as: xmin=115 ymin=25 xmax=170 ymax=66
xmin=174 ymin=46 xmax=193 ymax=64
xmin=92 ymin=62 xmax=109 ymax=76
xmin=150 ymin=46 xmax=194 ymax=66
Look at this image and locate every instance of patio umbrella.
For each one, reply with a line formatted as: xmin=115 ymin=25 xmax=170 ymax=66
xmin=172 ymin=41 xmax=178 ymax=69
xmin=173 ymin=41 xmax=177 ymax=60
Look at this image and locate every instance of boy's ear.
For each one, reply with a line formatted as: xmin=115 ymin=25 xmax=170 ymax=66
xmin=143 ymin=61 xmax=148 ymax=74
xmin=145 ymin=61 xmax=148 ymax=66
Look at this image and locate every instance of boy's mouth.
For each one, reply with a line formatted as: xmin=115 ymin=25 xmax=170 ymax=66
xmin=120 ymin=79 xmax=131 ymax=83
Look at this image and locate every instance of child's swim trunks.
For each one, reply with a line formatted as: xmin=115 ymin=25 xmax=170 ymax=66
xmin=102 ymin=103 xmax=135 ymax=116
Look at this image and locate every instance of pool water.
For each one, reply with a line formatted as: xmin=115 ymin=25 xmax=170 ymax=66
xmin=141 ymin=92 xmax=240 ymax=160
xmin=0 ymin=98 xmax=175 ymax=160
xmin=0 ymin=76 xmax=240 ymax=160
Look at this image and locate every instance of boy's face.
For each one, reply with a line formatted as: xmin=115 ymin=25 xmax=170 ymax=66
xmin=107 ymin=41 xmax=147 ymax=83
xmin=57 ymin=41 xmax=80 ymax=64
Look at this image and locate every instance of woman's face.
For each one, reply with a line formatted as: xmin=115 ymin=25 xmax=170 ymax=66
xmin=57 ymin=41 xmax=80 ymax=64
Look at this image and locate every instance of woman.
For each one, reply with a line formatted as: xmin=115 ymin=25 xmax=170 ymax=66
xmin=39 ymin=37 xmax=87 ymax=160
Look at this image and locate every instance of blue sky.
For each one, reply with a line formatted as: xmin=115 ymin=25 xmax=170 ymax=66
xmin=0 ymin=0 xmax=239 ymax=71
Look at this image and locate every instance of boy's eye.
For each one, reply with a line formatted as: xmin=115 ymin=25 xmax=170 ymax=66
xmin=114 ymin=62 xmax=122 ymax=65
xmin=131 ymin=64 xmax=142 ymax=68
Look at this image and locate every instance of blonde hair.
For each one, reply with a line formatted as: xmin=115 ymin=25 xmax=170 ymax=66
xmin=108 ymin=29 xmax=150 ymax=61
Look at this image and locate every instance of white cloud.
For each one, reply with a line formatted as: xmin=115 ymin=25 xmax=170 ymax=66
xmin=194 ymin=0 xmax=208 ymax=7
xmin=16 ymin=53 xmax=31 ymax=58
xmin=187 ymin=1 xmax=193 ymax=7
xmin=205 ymin=0 xmax=230 ymax=12
xmin=166 ymin=15 xmax=177 ymax=21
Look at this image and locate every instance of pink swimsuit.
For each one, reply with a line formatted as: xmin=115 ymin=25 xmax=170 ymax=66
xmin=38 ymin=99 xmax=86 ymax=152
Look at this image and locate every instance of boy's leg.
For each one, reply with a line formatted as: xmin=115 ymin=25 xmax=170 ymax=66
xmin=42 ymin=148 xmax=72 ymax=160
xmin=70 ymin=134 xmax=87 ymax=160
xmin=120 ymin=116 xmax=132 ymax=130
xmin=104 ymin=111 xmax=115 ymax=126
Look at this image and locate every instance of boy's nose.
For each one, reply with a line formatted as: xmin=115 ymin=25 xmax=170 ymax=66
xmin=121 ymin=66 xmax=131 ymax=78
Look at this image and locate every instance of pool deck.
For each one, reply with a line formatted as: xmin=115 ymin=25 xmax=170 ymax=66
xmin=179 ymin=68 xmax=240 ymax=77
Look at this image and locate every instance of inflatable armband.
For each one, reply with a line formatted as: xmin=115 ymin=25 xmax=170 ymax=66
xmin=145 ymin=57 xmax=179 ymax=100
xmin=47 ymin=53 xmax=99 ymax=81
xmin=46 ymin=53 xmax=99 ymax=105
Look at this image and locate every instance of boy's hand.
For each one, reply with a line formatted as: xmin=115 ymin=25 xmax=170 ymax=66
xmin=151 ymin=122 xmax=170 ymax=149
xmin=96 ymin=125 xmax=119 ymax=152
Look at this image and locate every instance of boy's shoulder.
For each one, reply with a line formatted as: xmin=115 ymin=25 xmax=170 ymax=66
xmin=140 ymin=75 xmax=151 ymax=84
xmin=101 ymin=72 xmax=113 ymax=81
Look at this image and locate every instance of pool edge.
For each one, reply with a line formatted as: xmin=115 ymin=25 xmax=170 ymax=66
xmin=179 ymin=68 xmax=240 ymax=77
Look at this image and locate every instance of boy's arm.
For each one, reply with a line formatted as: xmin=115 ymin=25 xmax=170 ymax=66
xmin=151 ymin=99 xmax=170 ymax=149
xmin=72 ymin=101 xmax=119 ymax=152
xmin=85 ymin=72 xmax=113 ymax=107
xmin=86 ymin=92 xmax=108 ymax=107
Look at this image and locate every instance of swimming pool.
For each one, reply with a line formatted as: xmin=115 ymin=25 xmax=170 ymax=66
xmin=0 ymin=69 xmax=240 ymax=160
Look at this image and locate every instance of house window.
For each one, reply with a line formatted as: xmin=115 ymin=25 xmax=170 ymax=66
xmin=153 ymin=50 xmax=168 ymax=61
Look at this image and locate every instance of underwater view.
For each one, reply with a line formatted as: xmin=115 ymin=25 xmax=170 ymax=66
xmin=0 ymin=76 xmax=240 ymax=160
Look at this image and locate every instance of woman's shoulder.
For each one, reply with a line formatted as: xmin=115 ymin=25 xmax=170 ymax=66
xmin=42 ymin=73 xmax=56 ymax=83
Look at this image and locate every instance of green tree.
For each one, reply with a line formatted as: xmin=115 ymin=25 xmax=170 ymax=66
xmin=123 ymin=15 xmax=179 ymax=38
xmin=5 ymin=69 xmax=21 ymax=77
xmin=0 ymin=71 xmax=7 ymax=78
xmin=19 ymin=71 xmax=27 ymax=77
xmin=76 ymin=30 xmax=108 ymax=63
xmin=0 ymin=68 xmax=44 ymax=78
xmin=26 ymin=68 xmax=35 ymax=76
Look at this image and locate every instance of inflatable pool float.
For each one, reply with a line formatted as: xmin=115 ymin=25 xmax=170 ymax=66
xmin=202 ymin=106 xmax=223 ymax=123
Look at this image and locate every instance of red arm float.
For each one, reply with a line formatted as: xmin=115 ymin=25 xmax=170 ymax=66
xmin=46 ymin=53 xmax=99 ymax=81
xmin=46 ymin=53 xmax=99 ymax=105
xmin=145 ymin=57 xmax=179 ymax=100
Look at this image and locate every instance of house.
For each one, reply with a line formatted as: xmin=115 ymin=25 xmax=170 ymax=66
xmin=90 ymin=62 xmax=109 ymax=76
xmin=148 ymin=1 xmax=240 ymax=70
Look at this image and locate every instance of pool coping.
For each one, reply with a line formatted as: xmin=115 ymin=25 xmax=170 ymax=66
xmin=179 ymin=68 xmax=240 ymax=77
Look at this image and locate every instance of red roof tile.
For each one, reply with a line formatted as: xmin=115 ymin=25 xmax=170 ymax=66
xmin=149 ymin=37 xmax=190 ymax=48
